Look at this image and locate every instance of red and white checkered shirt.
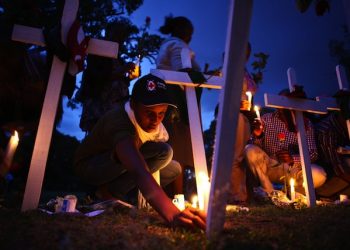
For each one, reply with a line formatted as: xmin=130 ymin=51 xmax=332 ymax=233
xmin=250 ymin=112 xmax=318 ymax=167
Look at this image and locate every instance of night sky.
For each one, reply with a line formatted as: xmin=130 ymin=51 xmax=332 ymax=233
xmin=58 ymin=0 xmax=347 ymax=140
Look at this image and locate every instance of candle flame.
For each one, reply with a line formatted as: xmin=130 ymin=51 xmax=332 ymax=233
xmin=13 ymin=131 xmax=19 ymax=143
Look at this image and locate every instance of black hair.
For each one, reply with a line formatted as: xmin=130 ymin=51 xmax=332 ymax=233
xmin=159 ymin=15 xmax=193 ymax=36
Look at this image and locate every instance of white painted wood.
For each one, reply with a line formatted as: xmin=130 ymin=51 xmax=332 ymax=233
xmin=288 ymin=68 xmax=316 ymax=207
xmin=185 ymin=86 xmax=209 ymax=203
xmin=150 ymin=69 xmax=223 ymax=89
xmin=21 ymin=0 xmax=79 ymax=212
xmin=317 ymin=65 xmax=350 ymax=140
xmin=150 ymin=69 xmax=219 ymax=210
xmin=12 ymin=25 xmax=45 ymax=46
xmin=315 ymin=96 xmax=340 ymax=111
xmin=336 ymin=65 xmax=349 ymax=90
xmin=12 ymin=24 xmax=118 ymax=58
xmin=206 ymin=0 xmax=253 ymax=239
xmin=265 ymin=93 xmax=328 ymax=114
xmin=21 ymin=57 xmax=68 ymax=211
xmin=14 ymin=0 xmax=119 ymax=211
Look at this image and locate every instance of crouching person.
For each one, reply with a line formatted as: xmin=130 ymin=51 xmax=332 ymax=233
xmin=74 ymin=74 xmax=206 ymax=230
xmin=244 ymin=89 xmax=327 ymax=199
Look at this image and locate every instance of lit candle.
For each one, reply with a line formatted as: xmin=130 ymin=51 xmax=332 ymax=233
xmin=254 ymin=105 xmax=261 ymax=120
xmin=290 ymin=178 xmax=296 ymax=202
xmin=245 ymin=91 xmax=252 ymax=111
xmin=198 ymin=172 xmax=210 ymax=213
xmin=191 ymin=195 xmax=198 ymax=208
xmin=172 ymin=194 xmax=185 ymax=211
xmin=1 ymin=131 xmax=19 ymax=176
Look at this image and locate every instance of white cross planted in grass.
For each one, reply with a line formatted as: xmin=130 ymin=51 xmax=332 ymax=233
xmin=151 ymin=0 xmax=254 ymax=239
xmin=316 ymin=65 xmax=350 ymax=139
xmin=12 ymin=0 xmax=119 ymax=211
xmin=150 ymin=67 xmax=223 ymax=212
xmin=264 ymin=68 xmax=330 ymax=207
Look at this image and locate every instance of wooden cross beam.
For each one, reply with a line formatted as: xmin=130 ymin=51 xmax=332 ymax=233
xmin=150 ymin=69 xmax=222 ymax=212
xmin=206 ymin=0 xmax=253 ymax=239
xmin=265 ymin=68 xmax=329 ymax=207
xmin=11 ymin=0 xmax=119 ymax=211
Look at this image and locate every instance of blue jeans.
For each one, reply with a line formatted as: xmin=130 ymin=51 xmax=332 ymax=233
xmin=75 ymin=141 xmax=181 ymax=197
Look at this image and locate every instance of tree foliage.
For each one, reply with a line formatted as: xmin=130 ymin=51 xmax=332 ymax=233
xmin=295 ymin=0 xmax=330 ymax=16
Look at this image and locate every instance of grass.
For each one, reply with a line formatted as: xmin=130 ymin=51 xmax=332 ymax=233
xmin=1 ymin=195 xmax=350 ymax=250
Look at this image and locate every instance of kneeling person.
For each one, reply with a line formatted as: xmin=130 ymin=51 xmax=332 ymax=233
xmin=74 ymin=74 xmax=205 ymax=229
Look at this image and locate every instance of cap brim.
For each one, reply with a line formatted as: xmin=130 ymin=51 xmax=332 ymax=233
xmin=143 ymin=103 xmax=177 ymax=108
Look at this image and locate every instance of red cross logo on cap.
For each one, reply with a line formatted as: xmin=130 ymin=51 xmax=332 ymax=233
xmin=147 ymin=80 xmax=156 ymax=91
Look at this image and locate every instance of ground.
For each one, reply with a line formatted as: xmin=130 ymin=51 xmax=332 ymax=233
xmin=1 ymin=196 xmax=350 ymax=250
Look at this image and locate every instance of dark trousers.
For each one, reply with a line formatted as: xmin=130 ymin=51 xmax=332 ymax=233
xmin=75 ymin=141 xmax=181 ymax=197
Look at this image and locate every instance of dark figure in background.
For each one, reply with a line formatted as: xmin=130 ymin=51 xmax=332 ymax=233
xmin=156 ymin=16 xmax=202 ymax=196
xmin=74 ymin=74 xmax=205 ymax=230
xmin=315 ymin=89 xmax=350 ymax=197
xmin=77 ymin=20 xmax=136 ymax=133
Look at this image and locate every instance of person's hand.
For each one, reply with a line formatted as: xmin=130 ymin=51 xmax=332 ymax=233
xmin=276 ymin=150 xmax=293 ymax=165
xmin=240 ymin=100 xmax=250 ymax=111
xmin=172 ymin=207 xmax=206 ymax=231
xmin=252 ymin=118 xmax=263 ymax=137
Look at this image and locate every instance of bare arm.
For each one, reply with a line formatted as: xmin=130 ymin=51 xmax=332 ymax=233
xmin=115 ymin=137 xmax=206 ymax=229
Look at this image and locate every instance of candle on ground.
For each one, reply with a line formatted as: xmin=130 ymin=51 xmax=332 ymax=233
xmin=290 ymin=178 xmax=296 ymax=202
xmin=198 ymin=172 xmax=210 ymax=213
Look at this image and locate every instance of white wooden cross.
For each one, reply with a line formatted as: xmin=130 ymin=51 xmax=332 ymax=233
xmin=152 ymin=0 xmax=256 ymax=239
xmin=264 ymin=68 xmax=330 ymax=207
xmin=150 ymin=69 xmax=223 ymax=210
xmin=11 ymin=0 xmax=119 ymax=211
xmin=316 ymin=65 xmax=350 ymax=139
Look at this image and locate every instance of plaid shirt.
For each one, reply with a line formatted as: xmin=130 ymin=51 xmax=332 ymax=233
xmin=250 ymin=112 xmax=318 ymax=167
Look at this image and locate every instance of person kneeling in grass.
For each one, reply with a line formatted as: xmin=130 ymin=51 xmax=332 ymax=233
xmin=74 ymin=74 xmax=205 ymax=230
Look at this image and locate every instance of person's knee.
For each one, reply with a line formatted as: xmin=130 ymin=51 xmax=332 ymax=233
xmin=156 ymin=142 xmax=173 ymax=160
xmin=311 ymin=165 xmax=327 ymax=188
xmin=244 ymin=144 xmax=261 ymax=161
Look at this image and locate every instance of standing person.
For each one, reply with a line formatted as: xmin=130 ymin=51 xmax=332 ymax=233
xmin=77 ymin=19 xmax=137 ymax=133
xmin=244 ymin=89 xmax=327 ymax=198
xmin=229 ymin=42 xmax=258 ymax=205
xmin=156 ymin=16 xmax=201 ymax=196
xmin=74 ymin=74 xmax=206 ymax=230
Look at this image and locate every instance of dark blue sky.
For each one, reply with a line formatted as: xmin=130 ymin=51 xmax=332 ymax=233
xmin=58 ymin=0 xmax=347 ymax=140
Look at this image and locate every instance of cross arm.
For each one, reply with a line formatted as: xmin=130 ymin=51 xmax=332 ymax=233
xmin=315 ymin=96 xmax=340 ymax=111
xmin=12 ymin=24 xmax=118 ymax=59
xmin=150 ymin=69 xmax=223 ymax=89
xmin=264 ymin=93 xmax=328 ymax=114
